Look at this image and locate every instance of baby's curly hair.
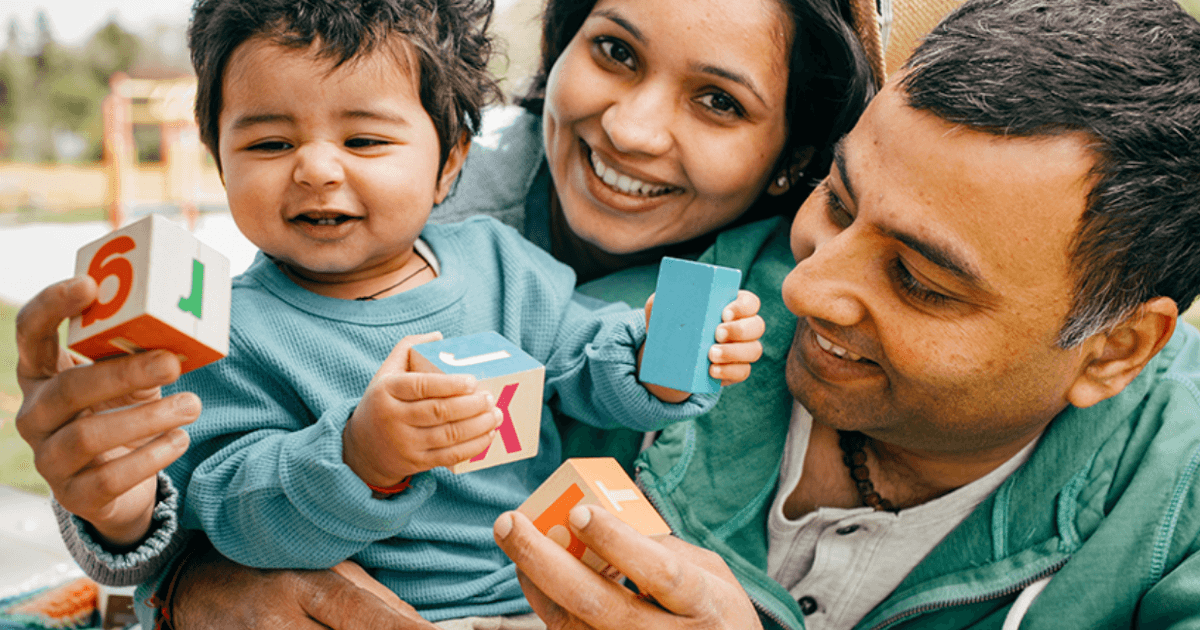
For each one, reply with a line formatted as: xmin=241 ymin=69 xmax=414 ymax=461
xmin=189 ymin=0 xmax=501 ymax=173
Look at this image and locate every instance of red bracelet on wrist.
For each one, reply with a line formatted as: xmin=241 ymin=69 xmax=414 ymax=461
xmin=367 ymin=475 xmax=413 ymax=496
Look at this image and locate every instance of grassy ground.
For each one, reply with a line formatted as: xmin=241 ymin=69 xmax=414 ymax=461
xmin=0 ymin=299 xmax=50 ymax=496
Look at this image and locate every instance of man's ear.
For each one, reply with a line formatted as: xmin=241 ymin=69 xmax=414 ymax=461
xmin=1066 ymin=297 xmax=1178 ymax=409
xmin=767 ymin=146 xmax=817 ymax=196
xmin=434 ymin=132 xmax=471 ymax=204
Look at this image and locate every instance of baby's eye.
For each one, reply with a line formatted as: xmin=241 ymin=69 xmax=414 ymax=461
xmin=247 ymin=140 xmax=292 ymax=152
xmin=696 ymin=92 xmax=746 ymax=119
xmin=597 ymin=37 xmax=636 ymax=70
xmin=345 ymin=137 xmax=389 ymax=149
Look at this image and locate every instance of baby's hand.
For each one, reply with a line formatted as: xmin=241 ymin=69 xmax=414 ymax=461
xmin=343 ymin=332 xmax=502 ymax=489
xmin=709 ymin=290 xmax=764 ymax=386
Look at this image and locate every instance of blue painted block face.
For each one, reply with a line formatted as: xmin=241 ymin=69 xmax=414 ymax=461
xmin=639 ymin=257 xmax=742 ymax=393
xmin=410 ymin=331 xmax=543 ymax=379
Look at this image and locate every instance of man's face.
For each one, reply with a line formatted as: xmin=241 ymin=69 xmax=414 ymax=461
xmin=782 ymin=82 xmax=1097 ymax=455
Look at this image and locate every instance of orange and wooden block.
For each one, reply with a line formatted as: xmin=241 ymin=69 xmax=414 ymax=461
xmin=410 ymin=331 xmax=545 ymax=474
xmin=518 ymin=457 xmax=671 ymax=581
xmin=67 ymin=214 xmax=231 ymax=374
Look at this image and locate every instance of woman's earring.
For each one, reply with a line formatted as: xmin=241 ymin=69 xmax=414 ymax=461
xmin=776 ymin=175 xmax=789 ymax=189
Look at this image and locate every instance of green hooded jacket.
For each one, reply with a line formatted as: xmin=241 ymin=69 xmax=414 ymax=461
xmin=634 ymin=218 xmax=1200 ymax=629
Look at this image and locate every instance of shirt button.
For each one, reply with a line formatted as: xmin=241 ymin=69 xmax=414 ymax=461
xmin=836 ymin=524 xmax=861 ymax=535
xmin=798 ymin=596 xmax=818 ymax=615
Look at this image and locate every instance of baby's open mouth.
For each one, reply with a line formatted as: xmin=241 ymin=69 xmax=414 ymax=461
xmin=294 ymin=213 xmax=359 ymax=226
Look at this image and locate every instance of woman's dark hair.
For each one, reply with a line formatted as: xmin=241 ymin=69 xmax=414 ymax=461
xmin=189 ymin=0 xmax=501 ymax=174
xmin=518 ymin=0 xmax=875 ymax=223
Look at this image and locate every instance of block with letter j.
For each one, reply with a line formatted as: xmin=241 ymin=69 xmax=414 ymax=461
xmin=410 ymin=331 xmax=545 ymax=474
xmin=517 ymin=457 xmax=671 ymax=582
xmin=67 ymin=214 xmax=231 ymax=374
xmin=639 ymin=256 xmax=742 ymax=393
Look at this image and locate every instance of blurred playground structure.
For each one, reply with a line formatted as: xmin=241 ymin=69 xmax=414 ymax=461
xmin=0 ymin=72 xmax=225 ymax=227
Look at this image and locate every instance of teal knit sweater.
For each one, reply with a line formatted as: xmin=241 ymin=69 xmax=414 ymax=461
xmin=165 ymin=216 xmax=714 ymax=621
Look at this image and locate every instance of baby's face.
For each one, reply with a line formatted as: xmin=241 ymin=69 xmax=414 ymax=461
xmin=216 ymin=38 xmax=459 ymax=286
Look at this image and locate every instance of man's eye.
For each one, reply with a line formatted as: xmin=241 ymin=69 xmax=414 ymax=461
xmin=890 ymin=260 xmax=953 ymax=307
xmin=696 ymin=92 xmax=745 ymax=118
xmin=597 ymin=37 xmax=636 ymax=70
xmin=825 ymin=188 xmax=853 ymax=229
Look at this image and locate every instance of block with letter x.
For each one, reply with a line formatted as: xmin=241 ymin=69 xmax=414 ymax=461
xmin=67 ymin=214 xmax=231 ymax=374
xmin=410 ymin=331 xmax=545 ymax=474
xmin=517 ymin=457 xmax=671 ymax=582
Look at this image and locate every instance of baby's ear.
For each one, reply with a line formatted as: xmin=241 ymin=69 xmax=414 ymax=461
xmin=435 ymin=132 xmax=472 ymax=203
xmin=1065 ymin=297 xmax=1177 ymax=409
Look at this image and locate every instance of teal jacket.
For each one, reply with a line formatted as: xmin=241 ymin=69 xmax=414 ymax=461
xmin=636 ymin=218 xmax=1200 ymax=629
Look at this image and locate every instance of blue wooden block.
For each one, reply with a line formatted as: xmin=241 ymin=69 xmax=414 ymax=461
xmin=410 ymin=332 xmax=545 ymax=473
xmin=638 ymin=257 xmax=742 ymax=393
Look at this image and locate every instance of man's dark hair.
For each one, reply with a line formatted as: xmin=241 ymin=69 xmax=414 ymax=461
xmin=902 ymin=0 xmax=1200 ymax=347
xmin=189 ymin=0 xmax=501 ymax=174
xmin=519 ymin=0 xmax=876 ymax=223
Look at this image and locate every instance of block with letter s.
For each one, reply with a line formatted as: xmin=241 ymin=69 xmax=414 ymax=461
xmin=410 ymin=331 xmax=545 ymax=474
xmin=67 ymin=214 xmax=231 ymax=374
xmin=517 ymin=457 xmax=671 ymax=582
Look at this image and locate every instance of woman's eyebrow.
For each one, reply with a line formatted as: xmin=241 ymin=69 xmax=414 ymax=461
xmin=595 ymin=10 xmax=645 ymax=43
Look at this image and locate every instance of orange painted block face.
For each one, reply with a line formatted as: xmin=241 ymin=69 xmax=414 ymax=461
xmin=67 ymin=214 xmax=231 ymax=374
xmin=410 ymin=331 xmax=546 ymax=474
xmin=518 ymin=457 xmax=672 ymax=582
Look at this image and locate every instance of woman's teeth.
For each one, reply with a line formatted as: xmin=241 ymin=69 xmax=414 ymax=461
xmin=589 ymin=151 xmax=672 ymax=197
xmin=815 ymin=332 xmax=865 ymax=362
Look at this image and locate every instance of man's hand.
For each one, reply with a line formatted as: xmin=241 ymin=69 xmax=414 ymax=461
xmin=343 ymin=332 xmax=502 ymax=487
xmin=14 ymin=277 xmax=198 ymax=547
xmin=493 ymin=505 xmax=763 ymax=630
xmin=171 ymin=541 xmax=439 ymax=629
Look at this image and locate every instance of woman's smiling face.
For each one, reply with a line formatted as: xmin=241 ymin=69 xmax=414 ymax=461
xmin=542 ymin=0 xmax=792 ymax=254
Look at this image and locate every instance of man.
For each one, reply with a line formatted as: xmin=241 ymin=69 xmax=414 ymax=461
xmin=493 ymin=0 xmax=1200 ymax=628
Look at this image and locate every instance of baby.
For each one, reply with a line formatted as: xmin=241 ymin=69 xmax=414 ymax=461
xmin=67 ymin=0 xmax=764 ymax=625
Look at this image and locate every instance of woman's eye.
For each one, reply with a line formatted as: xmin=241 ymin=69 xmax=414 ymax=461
xmin=247 ymin=140 xmax=292 ymax=152
xmin=597 ymin=37 xmax=636 ymax=70
xmin=697 ymin=92 xmax=745 ymax=118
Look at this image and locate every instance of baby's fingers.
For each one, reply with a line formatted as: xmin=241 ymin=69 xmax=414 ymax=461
xmin=721 ymin=290 xmax=760 ymax=321
xmin=709 ymin=341 xmax=762 ymax=366
xmin=715 ymin=314 xmax=765 ymax=344
xmin=710 ymin=361 xmax=752 ymax=386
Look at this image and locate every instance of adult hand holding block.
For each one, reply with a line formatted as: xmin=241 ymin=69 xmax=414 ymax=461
xmin=516 ymin=457 xmax=671 ymax=582
xmin=639 ymin=257 xmax=742 ymax=393
xmin=67 ymin=214 xmax=231 ymax=374
xmin=410 ymin=331 xmax=545 ymax=473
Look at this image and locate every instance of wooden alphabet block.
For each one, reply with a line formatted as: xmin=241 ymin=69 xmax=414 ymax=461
xmin=518 ymin=457 xmax=671 ymax=581
xmin=410 ymin=331 xmax=545 ymax=474
xmin=639 ymin=257 xmax=742 ymax=393
xmin=67 ymin=214 xmax=231 ymax=374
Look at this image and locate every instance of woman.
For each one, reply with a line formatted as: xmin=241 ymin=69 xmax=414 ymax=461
xmin=13 ymin=0 xmax=877 ymax=627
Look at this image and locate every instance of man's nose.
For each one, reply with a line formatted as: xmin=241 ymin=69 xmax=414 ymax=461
xmin=782 ymin=231 xmax=870 ymax=328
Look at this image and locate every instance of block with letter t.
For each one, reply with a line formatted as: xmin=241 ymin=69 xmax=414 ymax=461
xmin=639 ymin=256 xmax=742 ymax=393
xmin=67 ymin=214 xmax=231 ymax=374
xmin=517 ymin=457 xmax=671 ymax=582
xmin=409 ymin=331 xmax=545 ymax=474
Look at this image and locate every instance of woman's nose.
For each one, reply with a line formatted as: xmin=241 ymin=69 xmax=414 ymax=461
xmin=601 ymin=83 xmax=674 ymax=156
xmin=293 ymin=142 xmax=345 ymax=188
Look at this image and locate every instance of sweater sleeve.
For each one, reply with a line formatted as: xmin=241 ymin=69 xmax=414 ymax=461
xmin=50 ymin=472 xmax=191 ymax=586
xmin=180 ymin=332 xmax=439 ymax=570
xmin=543 ymin=289 xmax=720 ymax=431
